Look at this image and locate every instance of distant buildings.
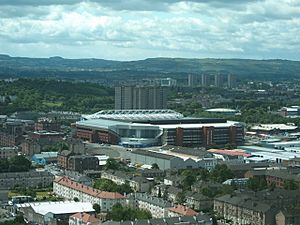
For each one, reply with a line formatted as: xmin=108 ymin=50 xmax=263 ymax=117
xmin=69 ymin=212 xmax=101 ymax=225
xmin=188 ymin=74 xmax=197 ymax=87
xmin=115 ymin=86 xmax=167 ymax=110
xmin=279 ymin=106 xmax=300 ymax=118
xmin=227 ymin=74 xmax=237 ymax=88
xmin=0 ymin=146 xmax=18 ymax=159
xmin=35 ymin=117 xmax=61 ymax=132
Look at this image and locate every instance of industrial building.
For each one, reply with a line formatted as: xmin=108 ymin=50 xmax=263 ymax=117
xmin=76 ymin=110 xmax=244 ymax=148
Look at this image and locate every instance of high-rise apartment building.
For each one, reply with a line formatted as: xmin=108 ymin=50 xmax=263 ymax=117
xmin=188 ymin=74 xmax=197 ymax=87
xmin=227 ymin=74 xmax=237 ymax=88
xmin=214 ymin=74 xmax=223 ymax=88
xmin=115 ymin=86 xmax=167 ymax=110
xmin=201 ymin=74 xmax=210 ymax=87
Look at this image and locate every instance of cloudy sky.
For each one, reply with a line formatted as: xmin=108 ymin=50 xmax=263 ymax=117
xmin=0 ymin=0 xmax=299 ymax=60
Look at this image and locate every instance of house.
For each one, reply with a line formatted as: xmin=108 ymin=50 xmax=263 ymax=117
xmin=167 ymin=204 xmax=198 ymax=217
xmin=69 ymin=212 xmax=100 ymax=225
xmin=164 ymin=176 xmax=183 ymax=186
xmin=101 ymin=170 xmax=151 ymax=192
xmin=140 ymin=169 xmax=165 ymax=178
xmin=186 ymin=192 xmax=212 ymax=211
xmin=53 ymin=176 xmax=126 ymax=212
xmin=127 ymin=193 xmax=172 ymax=218
xmin=275 ymin=208 xmax=300 ymax=225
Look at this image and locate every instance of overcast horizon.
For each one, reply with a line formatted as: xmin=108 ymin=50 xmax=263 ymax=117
xmin=0 ymin=0 xmax=300 ymax=61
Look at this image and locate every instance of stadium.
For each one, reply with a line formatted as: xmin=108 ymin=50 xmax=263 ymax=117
xmin=76 ymin=110 xmax=244 ymax=148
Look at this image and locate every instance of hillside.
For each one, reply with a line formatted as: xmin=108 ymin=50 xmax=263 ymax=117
xmin=0 ymin=54 xmax=299 ymax=81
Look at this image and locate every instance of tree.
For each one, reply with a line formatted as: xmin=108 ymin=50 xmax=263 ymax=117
xmin=107 ymin=203 xmax=151 ymax=221
xmin=151 ymin=163 xmax=159 ymax=170
xmin=105 ymin=158 xmax=120 ymax=170
xmin=175 ymin=192 xmax=186 ymax=204
xmin=158 ymin=187 xmax=162 ymax=198
xmin=73 ymin=197 xmax=79 ymax=202
xmin=163 ymin=188 xmax=169 ymax=201
xmin=284 ymin=179 xmax=297 ymax=190
xmin=93 ymin=203 xmax=101 ymax=214
xmin=247 ymin=177 xmax=267 ymax=192
xmin=210 ymin=164 xmax=233 ymax=183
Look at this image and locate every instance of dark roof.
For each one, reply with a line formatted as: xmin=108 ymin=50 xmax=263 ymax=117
xmin=135 ymin=117 xmax=227 ymax=125
xmin=101 ymin=214 xmax=212 ymax=225
xmin=132 ymin=149 xmax=176 ymax=160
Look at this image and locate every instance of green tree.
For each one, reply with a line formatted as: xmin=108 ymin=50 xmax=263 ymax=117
xmin=210 ymin=164 xmax=233 ymax=183
xmin=247 ymin=177 xmax=267 ymax=192
xmin=107 ymin=203 xmax=151 ymax=221
xmin=284 ymin=179 xmax=298 ymax=190
xmin=73 ymin=197 xmax=79 ymax=202
xmin=151 ymin=163 xmax=160 ymax=170
xmin=175 ymin=192 xmax=186 ymax=204
xmin=105 ymin=158 xmax=120 ymax=170
xmin=93 ymin=203 xmax=101 ymax=214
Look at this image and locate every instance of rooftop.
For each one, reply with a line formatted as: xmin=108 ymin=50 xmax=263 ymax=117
xmin=131 ymin=149 xmax=176 ymax=160
xmin=81 ymin=110 xmax=184 ymax=121
xmin=54 ymin=176 xmax=126 ymax=199
xmin=70 ymin=212 xmax=100 ymax=223
xmin=168 ymin=205 xmax=198 ymax=216
xmin=16 ymin=201 xmax=94 ymax=215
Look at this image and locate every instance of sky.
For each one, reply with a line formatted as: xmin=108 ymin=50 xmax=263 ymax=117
xmin=0 ymin=0 xmax=299 ymax=61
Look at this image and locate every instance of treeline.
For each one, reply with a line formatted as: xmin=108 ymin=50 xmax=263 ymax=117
xmin=106 ymin=203 xmax=152 ymax=221
xmin=0 ymin=155 xmax=32 ymax=173
xmin=93 ymin=178 xmax=133 ymax=194
xmin=0 ymin=79 xmax=114 ymax=114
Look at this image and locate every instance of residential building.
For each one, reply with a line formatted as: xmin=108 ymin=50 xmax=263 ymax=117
xmin=101 ymin=170 xmax=151 ymax=192
xmin=227 ymin=74 xmax=237 ymax=88
xmin=0 ymin=146 xmax=18 ymax=159
xmin=68 ymin=155 xmax=99 ymax=173
xmin=186 ymin=192 xmax=213 ymax=211
xmin=264 ymin=168 xmax=300 ymax=189
xmin=35 ymin=118 xmax=61 ymax=132
xmin=69 ymin=212 xmax=100 ymax=225
xmin=58 ymin=150 xmax=75 ymax=169
xmin=140 ymin=169 xmax=165 ymax=178
xmin=214 ymin=189 xmax=300 ymax=225
xmin=115 ymin=86 xmax=167 ymax=110
xmin=275 ymin=208 xmax=300 ymax=225
xmin=167 ymin=204 xmax=198 ymax=217
xmin=188 ymin=74 xmax=197 ymax=87
xmin=101 ymin=214 xmax=213 ymax=225
xmin=53 ymin=176 xmax=126 ymax=212
xmin=16 ymin=201 xmax=94 ymax=225
xmin=0 ymin=171 xmax=54 ymax=189
xmin=0 ymin=132 xmax=23 ymax=147
xmin=21 ymin=138 xmax=41 ymax=156
xmin=201 ymin=74 xmax=210 ymax=87
xmin=127 ymin=193 xmax=172 ymax=218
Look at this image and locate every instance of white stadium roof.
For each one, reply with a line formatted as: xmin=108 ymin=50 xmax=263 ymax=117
xmin=81 ymin=109 xmax=184 ymax=121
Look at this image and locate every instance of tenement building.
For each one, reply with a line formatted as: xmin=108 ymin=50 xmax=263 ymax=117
xmin=53 ymin=176 xmax=126 ymax=212
xmin=214 ymin=189 xmax=300 ymax=225
xmin=0 ymin=171 xmax=54 ymax=189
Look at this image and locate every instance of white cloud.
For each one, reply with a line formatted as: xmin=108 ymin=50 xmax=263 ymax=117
xmin=0 ymin=0 xmax=299 ymax=60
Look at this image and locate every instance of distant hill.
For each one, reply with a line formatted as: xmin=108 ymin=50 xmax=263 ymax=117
xmin=0 ymin=54 xmax=299 ymax=81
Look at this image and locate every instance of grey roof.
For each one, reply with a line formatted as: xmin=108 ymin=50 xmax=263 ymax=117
xmin=167 ymin=186 xmax=183 ymax=195
xmin=215 ymin=189 xmax=300 ymax=212
xmin=265 ymin=169 xmax=300 ymax=182
xmin=0 ymin=171 xmax=53 ymax=179
xmin=102 ymin=214 xmax=211 ymax=225
xmin=129 ymin=193 xmax=172 ymax=208
xmin=132 ymin=149 xmax=176 ymax=160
